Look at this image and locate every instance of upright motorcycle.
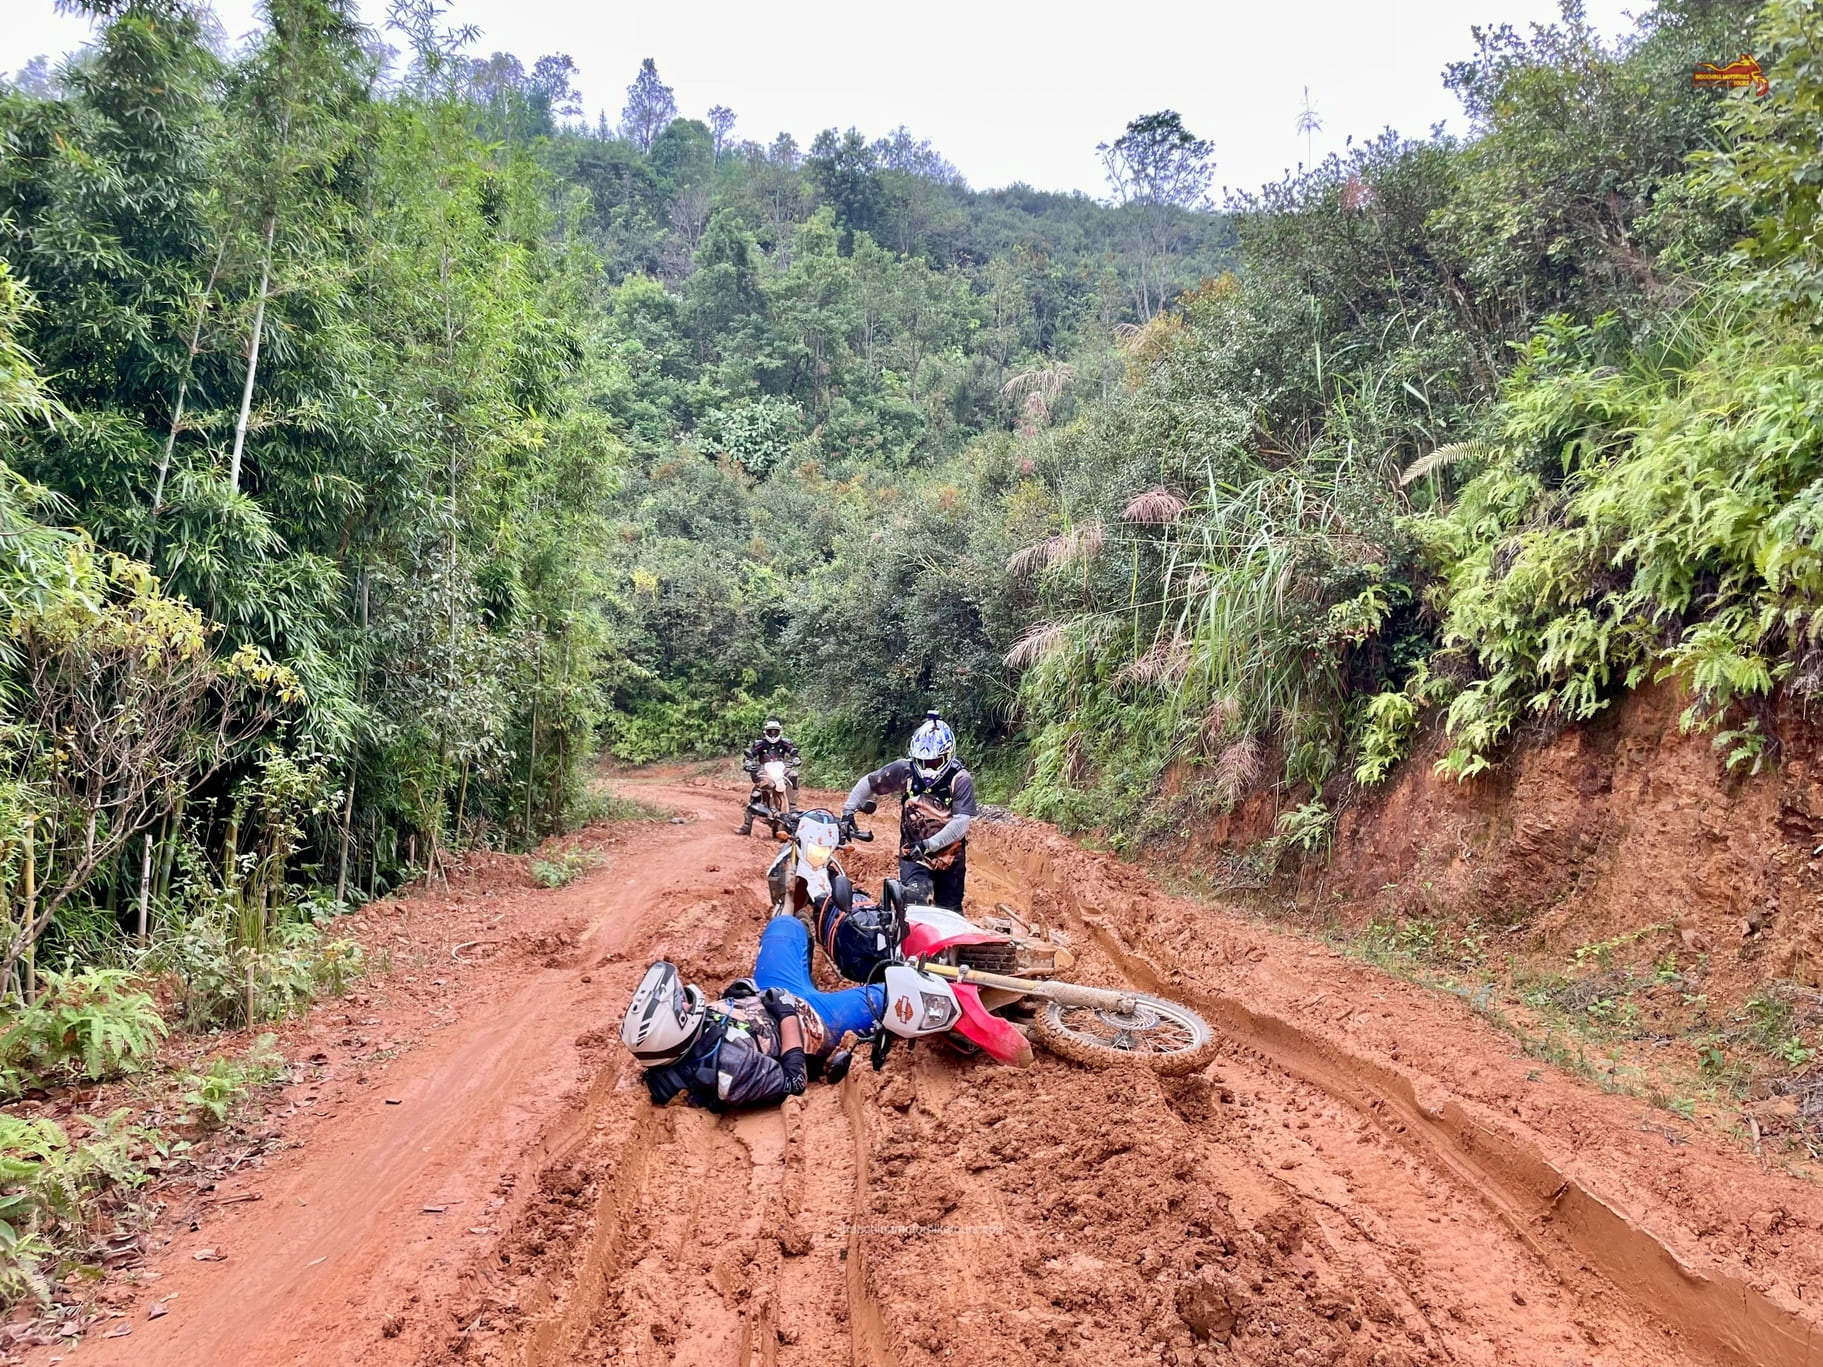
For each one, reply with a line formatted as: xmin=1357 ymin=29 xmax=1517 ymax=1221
xmin=764 ymin=804 xmax=873 ymax=927
xmin=743 ymin=758 xmax=799 ymax=839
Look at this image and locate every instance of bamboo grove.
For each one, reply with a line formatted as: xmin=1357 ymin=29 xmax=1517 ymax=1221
xmin=0 ymin=0 xmax=621 ymax=1015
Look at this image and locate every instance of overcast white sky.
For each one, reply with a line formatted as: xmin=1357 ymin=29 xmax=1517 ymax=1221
xmin=5 ymin=0 xmax=1641 ymax=198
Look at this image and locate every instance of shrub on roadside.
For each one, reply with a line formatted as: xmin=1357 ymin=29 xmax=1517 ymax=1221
xmin=567 ymin=787 xmax=667 ymax=825
xmin=530 ymin=846 xmax=602 ymax=888
xmin=0 ymin=969 xmax=166 ymax=1095
xmin=181 ymin=1033 xmax=286 ymax=1129
xmin=0 ymin=1109 xmax=155 ymax=1308
xmin=154 ymin=910 xmax=364 ymax=1030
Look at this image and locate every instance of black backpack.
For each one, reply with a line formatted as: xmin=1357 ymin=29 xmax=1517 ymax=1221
xmin=814 ymin=874 xmax=904 ymax=983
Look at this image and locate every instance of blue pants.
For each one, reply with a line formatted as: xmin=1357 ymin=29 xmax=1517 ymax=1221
xmin=752 ymin=915 xmax=883 ymax=1041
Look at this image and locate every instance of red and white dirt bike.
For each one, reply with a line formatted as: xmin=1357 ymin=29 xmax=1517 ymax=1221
xmin=875 ymin=878 xmax=1215 ymax=1075
xmin=771 ymin=808 xmax=1216 ymax=1076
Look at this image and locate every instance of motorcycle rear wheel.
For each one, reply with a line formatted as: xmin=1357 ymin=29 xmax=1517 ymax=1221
xmin=1032 ymin=994 xmax=1217 ymax=1077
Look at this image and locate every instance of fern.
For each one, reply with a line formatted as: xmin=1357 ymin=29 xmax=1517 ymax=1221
xmin=1353 ymin=689 xmax=1419 ymax=787
xmin=1270 ymin=800 xmax=1334 ymax=853
xmin=182 ymin=1034 xmax=285 ymax=1128
xmin=1 ymin=969 xmax=166 ymax=1089
xmin=1398 ymin=440 xmax=1493 ymax=488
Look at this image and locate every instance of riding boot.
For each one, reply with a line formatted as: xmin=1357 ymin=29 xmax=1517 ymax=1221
xmin=734 ymin=786 xmax=760 ymax=835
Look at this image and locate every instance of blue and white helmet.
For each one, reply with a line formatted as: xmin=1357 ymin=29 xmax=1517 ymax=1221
xmin=908 ymin=711 xmax=955 ymax=784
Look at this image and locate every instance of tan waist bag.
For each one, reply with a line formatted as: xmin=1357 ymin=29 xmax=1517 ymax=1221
xmin=902 ymin=795 xmax=962 ymax=870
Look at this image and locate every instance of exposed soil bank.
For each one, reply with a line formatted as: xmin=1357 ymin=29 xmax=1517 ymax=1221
xmin=1306 ymin=682 xmax=1823 ymax=997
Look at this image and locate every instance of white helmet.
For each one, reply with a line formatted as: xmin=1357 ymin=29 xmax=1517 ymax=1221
xmin=620 ymin=962 xmax=707 ymax=1066
xmin=908 ymin=711 xmax=955 ymax=784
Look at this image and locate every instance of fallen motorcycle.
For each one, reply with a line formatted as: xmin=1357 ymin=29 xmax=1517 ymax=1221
xmin=798 ymin=822 xmax=1216 ymax=1076
xmin=871 ymin=882 xmax=1214 ymax=1075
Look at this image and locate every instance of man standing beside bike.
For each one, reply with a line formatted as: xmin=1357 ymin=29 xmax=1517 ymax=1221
xmin=734 ymin=718 xmax=801 ymax=836
xmin=842 ymin=711 xmax=977 ymax=911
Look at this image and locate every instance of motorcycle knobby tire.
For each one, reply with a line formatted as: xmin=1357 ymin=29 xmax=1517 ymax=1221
xmin=1031 ymin=994 xmax=1219 ymax=1077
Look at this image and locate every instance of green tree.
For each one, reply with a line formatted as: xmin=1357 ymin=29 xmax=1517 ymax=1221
xmin=1098 ymin=110 xmax=1214 ymax=319
xmin=619 ymin=57 xmax=675 ymax=152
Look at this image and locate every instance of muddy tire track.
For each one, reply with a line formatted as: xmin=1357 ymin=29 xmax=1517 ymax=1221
xmin=75 ymin=774 xmax=1823 ymax=1367
xmin=971 ymin=824 xmax=1823 ymax=1367
xmin=504 ymin=1086 xmax=870 ymax=1367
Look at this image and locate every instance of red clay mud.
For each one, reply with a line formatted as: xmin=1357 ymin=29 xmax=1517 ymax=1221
xmin=35 ymin=769 xmax=1823 ymax=1367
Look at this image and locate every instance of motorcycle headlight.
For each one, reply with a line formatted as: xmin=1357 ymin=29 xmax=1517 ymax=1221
xmin=805 ymin=843 xmax=833 ymax=868
xmin=919 ymin=991 xmax=959 ymax=1031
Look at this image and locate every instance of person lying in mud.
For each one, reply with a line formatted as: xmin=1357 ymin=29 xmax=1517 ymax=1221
xmin=620 ymin=916 xmax=876 ymax=1110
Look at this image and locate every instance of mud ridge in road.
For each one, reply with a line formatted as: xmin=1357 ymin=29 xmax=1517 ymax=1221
xmin=976 ymin=821 xmax=1823 ymax=1367
xmin=1079 ymin=902 xmax=1817 ymax=1367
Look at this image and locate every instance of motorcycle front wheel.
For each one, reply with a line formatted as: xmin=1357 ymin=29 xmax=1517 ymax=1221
xmin=1032 ymin=994 xmax=1217 ymax=1077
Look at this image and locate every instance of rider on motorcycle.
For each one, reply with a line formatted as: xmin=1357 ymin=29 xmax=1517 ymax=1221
xmin=734 ymin=718 xmax=801 ymax=835
xmin=842 ymin=711 xmax=977 ymax=911
xmin=621 ymin=921 xmax=868 ymax=1110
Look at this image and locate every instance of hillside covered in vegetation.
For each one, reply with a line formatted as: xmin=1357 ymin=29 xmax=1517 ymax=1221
xmin=0 ymin=0 xmax=1230 ymax=1014
xmin=6 ymin=0 xmax=1823 ymax=1065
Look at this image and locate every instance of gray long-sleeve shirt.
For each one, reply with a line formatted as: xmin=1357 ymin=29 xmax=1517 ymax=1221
xmin=845 ymin=759 xmax=978 ymax=852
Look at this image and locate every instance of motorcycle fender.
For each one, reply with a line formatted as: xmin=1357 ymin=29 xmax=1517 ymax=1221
xmin=949 ymin=983 xmax=1034 ymax=1067
xmin=797 ymin=858 xmax=831 ymax=902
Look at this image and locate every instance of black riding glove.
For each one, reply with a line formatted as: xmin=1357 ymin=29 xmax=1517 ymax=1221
xmin=759 ymin=987 xmax=796 ymax=1024
xmin=907 ymin=840 xmax=930 ymax=859
xmin=779 ymin=1047 xmax=808 ymax=1096
xmin=645 ymin=1069 xmax=683 ymax=1107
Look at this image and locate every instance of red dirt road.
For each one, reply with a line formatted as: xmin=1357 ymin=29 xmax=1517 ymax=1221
xmin=46 ymin=769 xmax=1823 ymax=1366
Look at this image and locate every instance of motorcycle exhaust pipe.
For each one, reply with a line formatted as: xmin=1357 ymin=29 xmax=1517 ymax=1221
xmin=913 ymin=959 xmax=1141 ymax=1013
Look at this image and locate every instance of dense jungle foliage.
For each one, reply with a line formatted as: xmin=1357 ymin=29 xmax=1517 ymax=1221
xmin=3 ymin=0 xmax=1823 ymax=1031
xmin=4 ymin=0 xmax=1823 ymax=1311
xmin=0 ymin=0 xmax=1233 ymax=1037
xmin=995 ymin=0 xmax=1823 ymax=845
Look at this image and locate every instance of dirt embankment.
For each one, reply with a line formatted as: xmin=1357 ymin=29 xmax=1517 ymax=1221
xmin=1307 ymin=682 xmax=1823 ymax=992
xmin=28 ymin=768 xmax=1823 ymax=1367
